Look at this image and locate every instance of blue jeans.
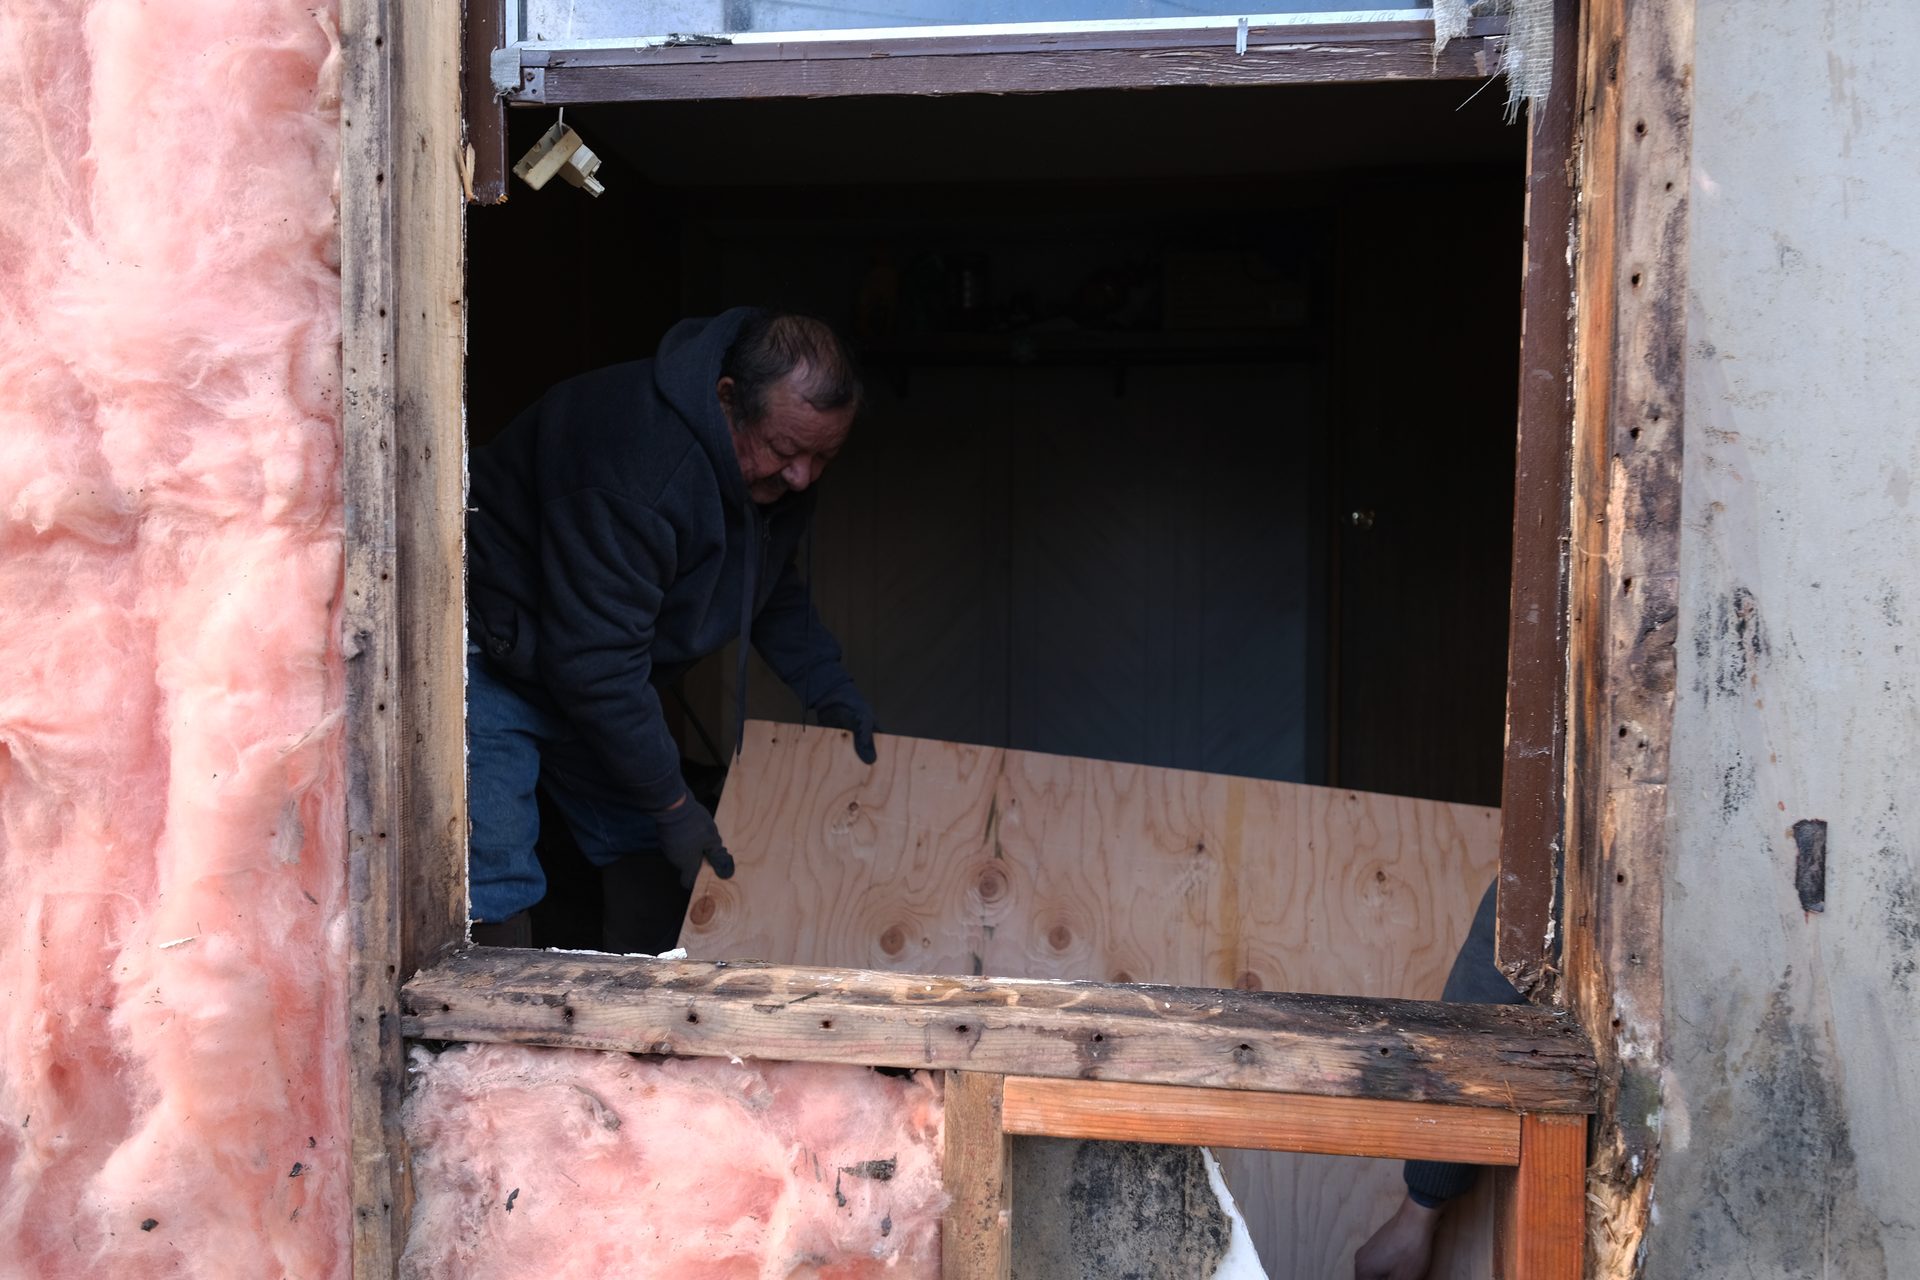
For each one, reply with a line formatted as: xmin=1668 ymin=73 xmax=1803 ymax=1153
xmin=467 ymin=650 xmax=661 ymax=922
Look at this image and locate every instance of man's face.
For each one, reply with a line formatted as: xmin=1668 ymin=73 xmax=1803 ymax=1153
xmin=718 ymin=369 xmax=855 ymax=505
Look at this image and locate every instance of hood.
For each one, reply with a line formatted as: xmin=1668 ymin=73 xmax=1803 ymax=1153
xmin=654 ymin=307 xmax=757 ymax=508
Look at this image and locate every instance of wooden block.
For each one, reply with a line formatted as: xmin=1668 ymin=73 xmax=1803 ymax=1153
xmin=1001 ymin=1078 xmax=1520 ymax=1165
xmin=1494 ymin=1114 xmax=1586 ymax=1280
xmin=943 ymin=1072 xmax=1012 ymax=1280
xmin=401 ymin=949 xmax=1598 ymax=1112
xmin=684 ymin=721 xmax=1501 ymax=1000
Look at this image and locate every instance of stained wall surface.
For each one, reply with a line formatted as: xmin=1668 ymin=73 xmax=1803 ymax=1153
xmin=1653 ymin=1 xmax=1920 ymax=1274
xmin=0 ymin=1 xmax=349 ymax=1275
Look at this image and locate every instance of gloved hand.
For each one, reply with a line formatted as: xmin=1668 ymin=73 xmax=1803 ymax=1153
xmin=814 ymin=688 xmax=878 ymax=765
xmin=651 ymin=793 xmax=735 ymax=890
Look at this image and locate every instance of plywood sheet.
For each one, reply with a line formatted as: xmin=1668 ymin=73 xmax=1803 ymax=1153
xmin=682 ymin=721 xmax=1501 ymax=1279
xmin=684 ymin=720 xmax=1498 ymax=998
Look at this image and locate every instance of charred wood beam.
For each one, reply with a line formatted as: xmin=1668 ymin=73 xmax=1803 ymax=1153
xmin=403 ymin=948 xmax=1597 ymax=1114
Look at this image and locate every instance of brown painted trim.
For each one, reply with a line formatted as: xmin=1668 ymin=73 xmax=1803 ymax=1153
xmin=516 ymin=31 xmax=1504 ymax=103
xmin=1495 ymin=0 xmax=1580 ymax=999
xmin=464 ymin=0 xmax=508 ymax=204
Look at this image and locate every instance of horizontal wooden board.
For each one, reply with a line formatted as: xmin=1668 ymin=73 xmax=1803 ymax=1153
xmin=536 ymin=38 xmax=1500 ymax=103
xmin=523 ymin=18 xmax=1507 ymax=68
xmin=401 ymin=949 xmax=1596 ymax=1112
xmin=1002 ymin=1077 xmax=1520 ymax=1165
xmin=685 ymin=723 xmax=1503 ymax=998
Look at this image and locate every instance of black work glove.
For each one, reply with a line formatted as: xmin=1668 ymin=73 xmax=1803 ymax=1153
xmin=814 ymin=688 xmax=878 ymax=765
xmin=651 ymin=793 xmax=735 ymax=890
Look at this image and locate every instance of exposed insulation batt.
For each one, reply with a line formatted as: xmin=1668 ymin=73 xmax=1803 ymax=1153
xmin=400 ymin=1045 xmax=946 ymax=1280
xmin=0 ymin=1 xmax=347 ymax=1274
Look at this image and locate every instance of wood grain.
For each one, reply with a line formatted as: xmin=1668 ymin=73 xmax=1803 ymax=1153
xmin=401 ymin=948 xmax=1597 ymax=1112
xmin=943 ymin=1073 xmax=1012 ymax=1280
xmin=1563 ymin=0 xmax=1695 ymax=1272
xmin=538 ymin=38 xmax=1502 ymax=104
xmin=1495 ymin=1114 xmax=1587 ymax=1280
xmin=686 ymin=722 xmax=1502 ymax=998
xmin=1001 ymin=1078 xmax=1519 ymax=1165
xmin=340 ymin=0 xmax=405 ymax=1272
xmin=685 ymin=722 xmax=1516 ymax=1277
xmin=394 ymin=0 xmax=470 ymax=985
xmin=344 ymin=0 xmax=466 ymax=1273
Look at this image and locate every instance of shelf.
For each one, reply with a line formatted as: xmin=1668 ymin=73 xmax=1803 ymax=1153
xmin=859 ymin=327 xmax=1319 ymax=368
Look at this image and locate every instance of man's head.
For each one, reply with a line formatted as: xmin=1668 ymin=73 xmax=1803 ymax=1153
xmin=717 ymin=313 xmax=863 ymax=505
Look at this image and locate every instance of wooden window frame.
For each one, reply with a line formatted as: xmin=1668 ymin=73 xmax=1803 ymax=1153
xmin=342 ymin=0 xmax=1695 ymax=1273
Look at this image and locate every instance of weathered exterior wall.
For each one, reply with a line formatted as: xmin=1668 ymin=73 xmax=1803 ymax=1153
xmin=1652 ymin=1 xmax=1920 ymax=1274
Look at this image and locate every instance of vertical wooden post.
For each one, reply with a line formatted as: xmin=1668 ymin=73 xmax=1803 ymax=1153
xmin=1495 ymin=1113 xmax=1587 ymax=1280
xmin=340 ymin=0 xmax=404 ymax=1271
xmin=343 ymin=0 xmax=467 ymax=1276
xmin=1495 ymin=0 xmax=1581 ymax=1000
xmin=943 ymin=1072 xmax=1012 ymax=1280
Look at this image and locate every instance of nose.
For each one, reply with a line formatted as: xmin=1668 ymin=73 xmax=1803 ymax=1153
xmin=781 ymin=457 xmax=814 ymax=492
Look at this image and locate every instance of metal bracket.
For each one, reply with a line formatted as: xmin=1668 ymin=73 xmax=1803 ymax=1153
xmin=516 ymin=64 xmax=546 ymax=102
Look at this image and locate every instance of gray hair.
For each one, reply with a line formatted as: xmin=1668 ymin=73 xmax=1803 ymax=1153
xmin=720 ymin=312 xmax=864 ymax=425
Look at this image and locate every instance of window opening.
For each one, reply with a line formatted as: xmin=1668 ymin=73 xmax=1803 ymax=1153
xmin=454 ymin=64 xmax=1553 ymax=1279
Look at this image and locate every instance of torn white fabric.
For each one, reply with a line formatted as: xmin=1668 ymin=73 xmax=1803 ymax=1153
xmin=1202 ymin=1148 xmax=1272 ymax=1280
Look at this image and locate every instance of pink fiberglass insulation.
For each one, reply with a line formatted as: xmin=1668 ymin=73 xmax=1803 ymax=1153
xmin=401 ymin=1045 xmax=947 ymax=1280
xmin=0 ymin=1 xmax=347 ymax=1276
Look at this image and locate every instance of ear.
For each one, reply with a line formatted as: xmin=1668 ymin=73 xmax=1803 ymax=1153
xmin=715 ymin=376 xmax=737 ymax=428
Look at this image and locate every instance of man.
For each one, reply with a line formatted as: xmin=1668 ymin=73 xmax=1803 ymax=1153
xmin=1354 ymin=881 xmax=1529 ymax=1279
xmin=464 ymin=309 xmax=878 ymax=951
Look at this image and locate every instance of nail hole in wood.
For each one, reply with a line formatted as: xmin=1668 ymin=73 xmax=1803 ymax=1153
xmin=685 ymin=1011 xmax=699 ymax=1024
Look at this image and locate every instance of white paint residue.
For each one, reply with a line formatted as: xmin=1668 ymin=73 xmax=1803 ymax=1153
xmin=1201 ymin=1147 xmax=1271 ymax=1280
